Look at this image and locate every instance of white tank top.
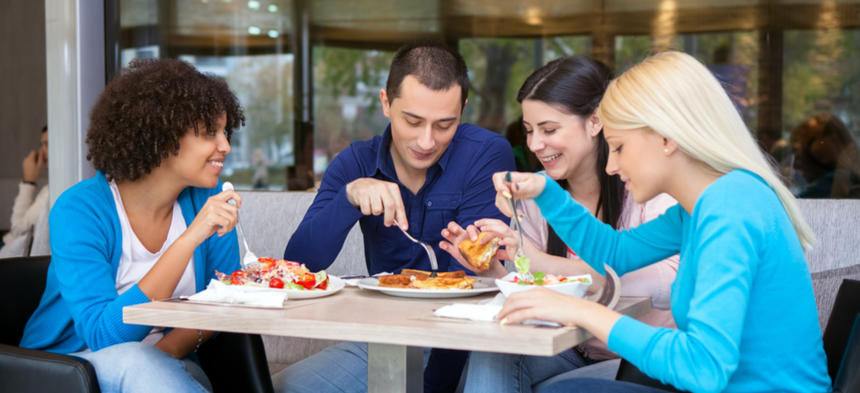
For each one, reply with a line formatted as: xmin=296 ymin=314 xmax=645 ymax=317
xmin=110 ymin=181 xmax=196 ymax=344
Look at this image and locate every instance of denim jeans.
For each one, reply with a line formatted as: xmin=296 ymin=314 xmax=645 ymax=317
xmin=272 ymin=342 xmax=467 ymax=393
xmin=463 ymin=348 xmax=601 ymax=393
xmin=72 ymin=341 xmax=212 ymax=393
xmin=540 ymin=378 xmax=673 ymax=393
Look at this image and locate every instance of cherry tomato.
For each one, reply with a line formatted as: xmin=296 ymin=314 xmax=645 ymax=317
xmin=231 ymin=270 xmax=247 ymax=278
xmin=269 ymin=278 xmax=285 ymax=289
xmin=231 ymin=276 xmax=245 ymax=285
xmin=317 ymin=278 xmax=328 ymax=290
xmin=295 ymin=273 xmax=316 ymax=290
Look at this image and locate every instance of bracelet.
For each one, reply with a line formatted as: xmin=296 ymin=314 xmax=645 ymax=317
xmin=193 ymin=330 xmax=204 ymax=352
xmin=22 ymin=180 xmax=36 ymax=186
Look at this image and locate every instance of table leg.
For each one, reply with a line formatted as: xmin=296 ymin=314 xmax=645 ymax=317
xmin=367 ymin=343 xmax=423 ymax=393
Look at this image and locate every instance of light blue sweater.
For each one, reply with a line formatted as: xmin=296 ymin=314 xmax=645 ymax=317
xmin=20 ymin=172 xmax=240 ymax=354
xmin=534 ymin=170 xmax=830 ymax=393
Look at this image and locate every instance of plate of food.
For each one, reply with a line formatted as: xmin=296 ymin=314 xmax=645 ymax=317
xmin=216 ymin=257 xmax=345 ymax=299
xmin=357 ymin=269 xmax=499 ymax=299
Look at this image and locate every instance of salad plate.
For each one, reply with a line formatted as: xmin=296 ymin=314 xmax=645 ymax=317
xmin=357 ymin=276 xmax=499 ymax=299
xmin=233 ymin=275 xmax=347 ymax=299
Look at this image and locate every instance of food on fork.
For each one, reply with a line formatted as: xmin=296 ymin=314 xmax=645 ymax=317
xmin=457 ymin=231 xmax=500 ymax=271
xmin=377 ymin=269 xmax=475 ymax=289
xmin=216 ymin=257 xmax=329 ymax=290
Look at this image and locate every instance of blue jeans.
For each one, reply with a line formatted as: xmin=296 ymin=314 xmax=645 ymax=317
xmin=540 ymin=378 xmax=673 ymax=393
xmin=272 ymin=342 xmax=467 ymax=393
xmin=463 ymin=349 xmax=605 ymax=393
xmin=72 ymin=342 xmax=212 ymax=393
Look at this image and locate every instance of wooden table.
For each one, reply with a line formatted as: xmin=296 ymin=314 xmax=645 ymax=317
xmin=124 ymin=287 xmax=650 ymax=393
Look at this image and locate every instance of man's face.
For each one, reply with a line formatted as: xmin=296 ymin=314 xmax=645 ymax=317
xmin=381 ymin=75 xmax=464 ymax=177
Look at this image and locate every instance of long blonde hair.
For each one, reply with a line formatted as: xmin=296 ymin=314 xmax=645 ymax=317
xmin=597 ymin=51 xmax=815 ymax=249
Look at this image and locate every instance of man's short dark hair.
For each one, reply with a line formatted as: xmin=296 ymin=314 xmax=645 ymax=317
xmin=385 ymin=41 xmax=469 ymax=109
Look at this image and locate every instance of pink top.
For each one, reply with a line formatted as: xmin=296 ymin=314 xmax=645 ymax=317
xmin=519 ymin=191 xmax=680 ymax=360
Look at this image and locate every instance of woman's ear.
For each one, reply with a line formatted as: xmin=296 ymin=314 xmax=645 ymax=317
xmin=587 ymin=114 xmax=603 ymax=137
xmin=662 ymin=137 xmax=680 ymax=155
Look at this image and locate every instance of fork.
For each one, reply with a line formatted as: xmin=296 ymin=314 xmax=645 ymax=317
xmin=393 ymin=219 xmax=438 ymax=277
xmin=222 ymin=182 xmax=260 ymax=271
xmin=505 ymin=172 xmax=527 ymax=261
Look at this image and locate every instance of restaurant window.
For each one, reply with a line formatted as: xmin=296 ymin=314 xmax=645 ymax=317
xmin=112 ymin=0 xmax=295 ymax=191
xmin=312 ymin=47 xmax=392 ymax=179
xmin=108 ymin=0 xmax=860 ymax=198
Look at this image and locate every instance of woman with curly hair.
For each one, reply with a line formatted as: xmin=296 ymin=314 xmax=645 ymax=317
xmin=20 ymin=58 xmax=246 ymax=393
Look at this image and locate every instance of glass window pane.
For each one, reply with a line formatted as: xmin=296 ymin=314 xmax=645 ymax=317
xmin=116 ymin=0 xmax=294 ymax=191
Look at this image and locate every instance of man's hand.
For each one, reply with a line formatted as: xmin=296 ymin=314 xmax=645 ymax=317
xmin=345 ymin=178 xmax=408 ymax=229
xmin=22 ymin=149 xmax=45 ymax=183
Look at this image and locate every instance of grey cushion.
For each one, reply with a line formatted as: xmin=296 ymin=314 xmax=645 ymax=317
xmin=238 ymin=191 xmax=367 ymax=366
xmin=237 ymin=191 xmax=367 ymax=277
xmin=797 ymin=199 xmax=860 ymax=329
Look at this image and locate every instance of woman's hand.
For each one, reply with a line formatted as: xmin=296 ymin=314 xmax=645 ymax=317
xmin=183 ymin=189 xmax=241 ymax=245
xmin=439 ymin=221 xmax=507 ymax=277
xmin=498 ymin=287 xmax=590 ymax=327
xmin=498 ymin=287 xmax=622 ymax=344
xmin=22 ymin=149 xmax=45 ymax=183
xmin=473 ymin=218 xmax=520 ymax=260
xmin=492 ymin=171 xmax=546 ymax=217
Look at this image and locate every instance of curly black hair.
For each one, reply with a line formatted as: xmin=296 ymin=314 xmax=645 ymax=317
xmin=86 ymin=58 xmax=245 ymax=181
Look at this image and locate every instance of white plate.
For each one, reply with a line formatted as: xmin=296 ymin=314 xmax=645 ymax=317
xmin=232 ymin=275 xmax=347 ymax=299
xmin=357 ymin=276 xmax=499 ymax=299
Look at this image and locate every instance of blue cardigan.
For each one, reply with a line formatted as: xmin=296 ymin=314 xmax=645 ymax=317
xmin=534 ymin=170 xmax=830 ymax=393
xmin=20 ymin=172 xmax=239 ymax=354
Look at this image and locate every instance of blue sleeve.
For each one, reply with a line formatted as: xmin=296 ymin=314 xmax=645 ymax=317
xmin=49 ymin=193 xmax=151 ymax=351
xmin=607 ymin=195 xmax=762 ymax=392
xmin=284 ymin=149 xmax=363 ymax=271
xmin=533 ymin=174 xmax=682 ymax=276
xmin=454 ymin=137 xmax=516 ymax=228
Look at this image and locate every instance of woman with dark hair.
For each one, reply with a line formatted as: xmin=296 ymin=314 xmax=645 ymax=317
xmin=440 ymin=56 xmax=679 ymax=393
xmin=20 ymin=58 xmax=245 ymax=393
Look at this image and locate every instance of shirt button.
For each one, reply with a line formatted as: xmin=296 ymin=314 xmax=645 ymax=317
xmin=426 ymin=200 xmax=432 ymax=207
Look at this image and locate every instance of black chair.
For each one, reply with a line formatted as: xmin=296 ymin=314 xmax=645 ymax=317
xmin=615 ymin=359 xmax=683 ymax=392
xmin=823 ymin=279 xmax=860 ymax=393
xmin=0 ymin=255 xmax=274 ymax=393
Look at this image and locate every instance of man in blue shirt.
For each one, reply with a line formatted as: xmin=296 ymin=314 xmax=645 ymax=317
xmin=276 ymin=42 xmax=515 ymax=393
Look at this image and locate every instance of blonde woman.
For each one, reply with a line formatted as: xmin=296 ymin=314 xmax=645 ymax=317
xmin=493 ymin=51 xmax=830 ymax=392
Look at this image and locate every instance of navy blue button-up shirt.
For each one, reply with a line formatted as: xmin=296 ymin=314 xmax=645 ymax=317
xmin=284 ymin=123 xmax=516 ymax=275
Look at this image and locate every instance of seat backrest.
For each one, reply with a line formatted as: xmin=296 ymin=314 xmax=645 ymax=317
xmin=238 ymin=191 xmax=367 ymax=276
xmin=797 ymin=199 xmax=860 ymax=328
xmin=0 ymin=255 xmax=51 ymax=345
xmin=823 ymin=279 xmax=860 ymax=384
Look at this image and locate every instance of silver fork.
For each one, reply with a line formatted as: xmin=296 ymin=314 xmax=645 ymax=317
xmin=393 ymin=219 xmax=438 ymax=277
xmin=222 ymin=182 xmax=260 ymax=271
xmin=505 ymin=172 xmax=527 ymax=261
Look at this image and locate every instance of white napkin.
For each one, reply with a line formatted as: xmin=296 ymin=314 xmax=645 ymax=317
xmin=434 ymin=303 xmax=502 ymax=322
xmin=185 ymin=279 xmax=287 ymax=308
xmin=434 ymin=294 xmax=562 ymax=327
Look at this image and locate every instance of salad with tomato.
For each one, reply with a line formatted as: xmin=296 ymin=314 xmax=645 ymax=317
xmin=509 ymin=254 xmax=591 ymax=286
xmin=216 ymin=257 xmax=329 ymax=290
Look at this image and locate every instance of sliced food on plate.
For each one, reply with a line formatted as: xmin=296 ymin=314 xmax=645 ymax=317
xmin=216 ymin=257 xmax=330 ymax=291
xmin=378 ymin=269 xmax=476 ymax=290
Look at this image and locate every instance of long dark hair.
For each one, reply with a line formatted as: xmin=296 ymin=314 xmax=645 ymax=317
xmin=516 ymin=56 xmax=625 ymax=257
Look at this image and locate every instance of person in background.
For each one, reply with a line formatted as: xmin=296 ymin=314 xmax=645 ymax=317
xmin=440 ymin=56 xmax=679 ymax=393
xmin=492 ymin=51 xmax=830 ymax=392
xmin=19 ymin=58 xmax=245 ymax=393
xmin=277 ymin=41 xmax=516 ymax=393
xmin=1 ymin=125 xmax=49 ymax=252
xmin=790 ymin=112 xmax=860 ymax=198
